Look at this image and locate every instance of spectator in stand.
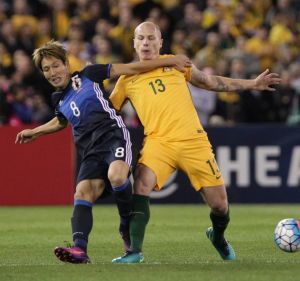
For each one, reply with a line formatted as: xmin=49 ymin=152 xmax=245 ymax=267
xmin=269 ymin=13 xmax=295 ymax=50
xmin=0 ymin=78 xmax=11 ymax=125
xmin=50 ymin=0 xmax=70 ymax=41
xmin=31 ymin=94 xmax=53 ymax=124
xmin=92 ymin=35 xmax=121 ymax=92
xmin=0 ymin=0 xmax=299 ymax=126
xmin=93 ymin=35 xmax=120 ymax=65
xmin=9 ymin=84 xmax=32 ymax=125
xmin=79 ymin=0 xmax=110 ymax=41
xmin=0 ymin=43 xmax=13 ymax=77
xmin=11 ymin=0 xmax=38 ymax=39
xmin=94 ymin=19 xmax=112 ymax=39
xmin=218 ymin=20 xmax=235 ymax=50
xmin=0 ymin=1 xmax=9 ymax=23
xmin=225 ymin=35 xmax=258 ymax=75
xmin=245 ymin=25 xmax=275 ymax=72
xmin=11 ymin=50 xmax=53 ymax=106
xmin=177 ymin=2 xmax=202 ymax=31
xmin=194 ymin=32 xmax=223 ymax=69
xmin=0 ymin=20 xmax=19 ymax=53
xmin=171 ymin=28 xmax=191 ymax=56
xmin=35 ymin=17 xmax=53 ymax=47
xmin=109 ymin=1 xmax=135 ymax=62
xmin=64 ymin=18 xmax=91 ymax=72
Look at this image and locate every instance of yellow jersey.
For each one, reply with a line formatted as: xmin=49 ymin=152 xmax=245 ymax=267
xmin=110 ymin=58 xmax=207 ymax=141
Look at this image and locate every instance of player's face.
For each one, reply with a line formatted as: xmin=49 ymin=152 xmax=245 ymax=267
xmin=41 ymin=56 xmax=70 ymax=89
xmin=134 ymin=25 xmax=162 ymax=60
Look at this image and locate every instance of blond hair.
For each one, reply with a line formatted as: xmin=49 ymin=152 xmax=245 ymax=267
xmin=32 ymin=40 xmax=67 ymax=71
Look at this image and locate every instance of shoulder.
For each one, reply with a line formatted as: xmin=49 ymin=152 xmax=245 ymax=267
xmin=116 ymin=74 xmax=132 ymax=84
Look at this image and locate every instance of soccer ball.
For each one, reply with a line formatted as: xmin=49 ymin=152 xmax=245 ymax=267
xmin=274 ymin=218 xmax=300 ymax=252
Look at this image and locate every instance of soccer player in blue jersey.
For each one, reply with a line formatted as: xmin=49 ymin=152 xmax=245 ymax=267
xmin=15 ymin=40 xmax=190 ymax=264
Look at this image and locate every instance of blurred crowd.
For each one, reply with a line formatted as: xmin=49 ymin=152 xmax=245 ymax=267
xmin=0 ymin=0 xmax=300 ymax=127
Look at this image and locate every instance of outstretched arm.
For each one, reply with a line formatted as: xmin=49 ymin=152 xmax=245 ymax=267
xmin=110 ymin=55 xmax=191 ymax=77
xmin=190 ymin=65 xmax=281 ymax=92
xmin=15 ymin=117 xmax=67 ymax=144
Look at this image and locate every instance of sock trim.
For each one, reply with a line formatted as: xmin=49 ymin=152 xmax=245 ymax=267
xmin=74 ymin=199 xmax=93 ymax=207
xmin=74 ymin=238 xmax=88 ymax=251
xmin=112 ymin=178 xmax=130 ymax=192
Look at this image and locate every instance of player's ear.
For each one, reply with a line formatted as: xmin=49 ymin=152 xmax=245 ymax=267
xmin=160 ymin=38 xmax=163 ymax=49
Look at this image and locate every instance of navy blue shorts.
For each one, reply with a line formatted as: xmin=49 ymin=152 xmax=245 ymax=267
xmin=76 ymin=128 xmax=132 ymax=198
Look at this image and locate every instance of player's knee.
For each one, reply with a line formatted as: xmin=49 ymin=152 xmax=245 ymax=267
xmin=108 ymin=172 xmax=127 ymax=187
xmin=209 ymin=196 xmax=228 ymax=215
xmin=210 ymin=199 xmax=228 ymax=215
xmin=74 ymin=184 xmax=93 ymax=201
xmin=133 ymin=178 xmax=153 ymax=195
xmin=108 ymin=161 xmax=129 ymax=187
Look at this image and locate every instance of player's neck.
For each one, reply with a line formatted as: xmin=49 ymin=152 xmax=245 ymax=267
xmin=139 ymin=56 xmax=160 ymax=61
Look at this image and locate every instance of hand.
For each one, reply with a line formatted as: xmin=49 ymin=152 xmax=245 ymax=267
xmin=254 ymin=69 xmax=281 ymax=91
xmin=172 ymin=55 xmax=192 ymax=72
xmin=15 ymin=129 xmax=38 ymax=144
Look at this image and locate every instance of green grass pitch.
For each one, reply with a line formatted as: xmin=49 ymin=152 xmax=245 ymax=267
xmin=0 ymin=204 xmax=300 ymax=281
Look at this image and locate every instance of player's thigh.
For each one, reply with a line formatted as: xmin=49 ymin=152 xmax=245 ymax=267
xmin=138 ymin=139 xmax=176 ymax=190
xmin=178 ymin=140 xmax=224 ymax=191
xmin=77 ymin=157 xmax=113 ymax=200
xmin=133 ymin=163 xmax=157 ymax=195
xmin=77 ymin=157 xmax=108 ymax=184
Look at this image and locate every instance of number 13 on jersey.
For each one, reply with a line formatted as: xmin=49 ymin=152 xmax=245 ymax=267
xmin=149 ymin=79 xmax=166 ymax=95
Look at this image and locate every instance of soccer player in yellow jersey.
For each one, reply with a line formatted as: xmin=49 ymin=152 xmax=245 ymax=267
xmin=111 ymin=22 xmax=281 ymax=263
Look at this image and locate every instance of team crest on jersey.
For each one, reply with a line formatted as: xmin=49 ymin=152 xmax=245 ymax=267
xmin=71 ymin=75 xmax=82 ymax=91
xmin=163 ymin=67 xmax=172 ymax=72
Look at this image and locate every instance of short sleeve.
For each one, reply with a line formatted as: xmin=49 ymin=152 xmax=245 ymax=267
xmin=184 ymin=66 xmax=192 ymax=82
xmin=83 ymin=64 xmax=111 ymax=83
xmin=109 ymin=76 xmax=127 ymax=111
xmin=55 ymin=110 xmax=68 ymax=123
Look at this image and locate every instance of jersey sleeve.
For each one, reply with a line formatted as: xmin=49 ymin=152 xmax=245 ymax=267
xmin=83 ymin=64 xmax=112 ymax=83
xmin=54 ymin=109 xmax=68 ymax=123
xmin=109 ymin=76 xmax=127 ymax=111
xmin=51 ymin=91 xmax=67 ymax=123
xmin=184 ymin=66 xmax=192 ymax=82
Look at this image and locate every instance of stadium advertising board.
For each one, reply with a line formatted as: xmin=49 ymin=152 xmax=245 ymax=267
xmin=1 ymin=125 xmax=299 ymax=205
xmin=129 ymin=126 xmax=300 ymax=203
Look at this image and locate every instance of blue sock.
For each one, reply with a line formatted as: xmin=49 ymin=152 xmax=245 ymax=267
xmin=71 ymin=199 xmax=93 ymax=252
xmin=112 ymin=179 xmax=133 ymax=223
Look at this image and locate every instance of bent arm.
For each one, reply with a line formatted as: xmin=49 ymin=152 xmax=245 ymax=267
xmin=15 ymin=117 xmax=67 ymax=144
xmin=32 ymin=116 xmax=67 ymax=135
xmin=190 ymin=65 xmax=281 ymax=92
xmin=110 ymin=55 xmax=190 ymax=77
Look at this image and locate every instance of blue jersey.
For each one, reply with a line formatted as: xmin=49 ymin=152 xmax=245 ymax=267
xmin=53 ymin=64 xmax=126 ymax=144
